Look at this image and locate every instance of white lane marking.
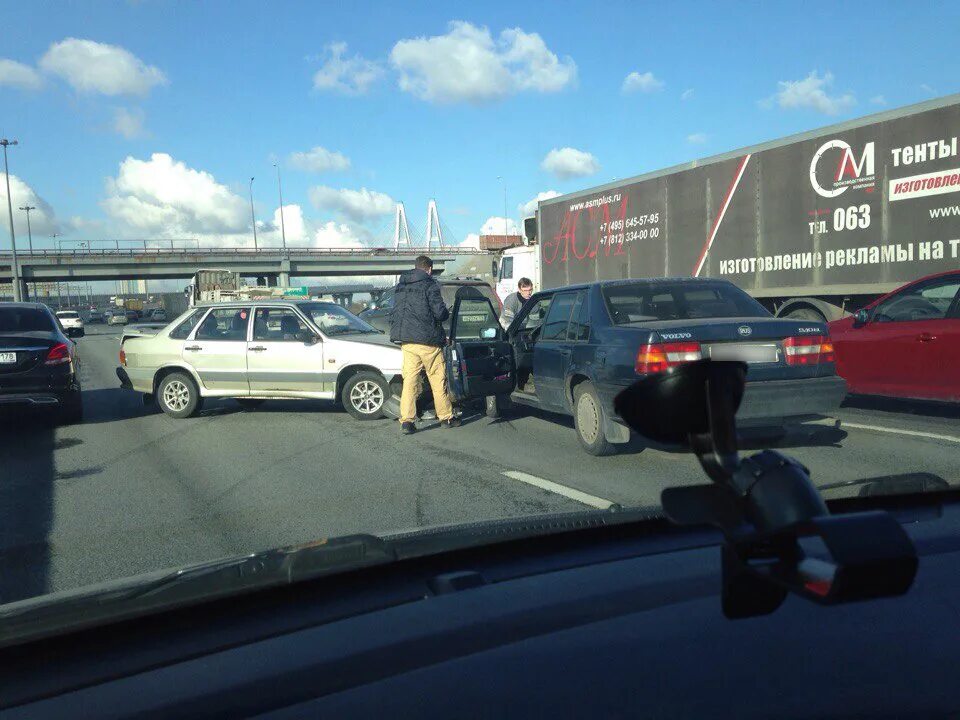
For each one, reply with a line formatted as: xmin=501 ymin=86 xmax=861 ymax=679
xmin=813 ymin=418 xmax=960 ymax=445
xmin=501 ymin=470 xmax=614 ymax=510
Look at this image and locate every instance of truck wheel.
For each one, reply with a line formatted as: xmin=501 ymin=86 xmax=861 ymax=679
xmin=342 ymin=371 xmax=388 ymax=421
xmin=784 ymin=307 xmax=825 ymax=322
xmin=573 ymin=382 xmax=617 ymax=456
xmin=158 ymin=372 xmax=200 ymax=419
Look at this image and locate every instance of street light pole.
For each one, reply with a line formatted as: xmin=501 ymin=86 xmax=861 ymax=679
xmin=19 ymin=205 xmax=35 ymax=253
xmin=249 ymin=176 xmax=258 ymax=250
xmin=2 ymin=139 xmax=22 ymax=302
xmin=274 ymin=163 xmax=287 ymax=250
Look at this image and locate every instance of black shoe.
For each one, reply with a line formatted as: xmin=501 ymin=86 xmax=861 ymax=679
xmin=401 ymin=422 xmax=416 ymax=435
xmin=441 ymin=417 xmax=461 ymax=429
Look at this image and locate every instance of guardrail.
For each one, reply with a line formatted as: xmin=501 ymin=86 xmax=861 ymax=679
xmin=0 ymin=246 xmax=491 ymax=258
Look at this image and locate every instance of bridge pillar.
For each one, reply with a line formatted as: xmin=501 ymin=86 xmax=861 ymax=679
xmin=279 ymin=257 xmax=291 ymax=287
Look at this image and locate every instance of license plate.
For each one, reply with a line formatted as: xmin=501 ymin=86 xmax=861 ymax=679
xmin=708 ymin=343 xmax=778 ymax=363
xmin=0 ymin=352 xmax=16 ymax=364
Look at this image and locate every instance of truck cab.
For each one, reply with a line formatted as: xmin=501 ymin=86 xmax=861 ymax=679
xmin=495 ymin=245 xmax=540 ymax=304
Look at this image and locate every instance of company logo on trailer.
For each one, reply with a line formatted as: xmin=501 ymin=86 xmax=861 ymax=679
xmin=809 ymin=139 xmax=876 ymax=198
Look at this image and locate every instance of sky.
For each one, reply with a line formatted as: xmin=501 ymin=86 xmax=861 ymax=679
xmin=1 ymin=0 xmax=958 ymax=254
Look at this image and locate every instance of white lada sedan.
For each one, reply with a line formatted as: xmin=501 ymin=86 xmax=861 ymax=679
xmin=116 ymin=300 xmax=404 ymax=420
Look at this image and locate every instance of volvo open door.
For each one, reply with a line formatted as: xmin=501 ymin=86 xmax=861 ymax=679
xmin=445 ymin=288 xmax=516 ymax=403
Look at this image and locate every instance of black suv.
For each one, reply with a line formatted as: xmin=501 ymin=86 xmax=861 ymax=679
xmin=359 ymin=277 xmax=502 ymax=335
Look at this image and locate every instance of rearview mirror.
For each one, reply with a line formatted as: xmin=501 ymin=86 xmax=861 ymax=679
xmin=853 ymin=308 xmax=869 ymax=326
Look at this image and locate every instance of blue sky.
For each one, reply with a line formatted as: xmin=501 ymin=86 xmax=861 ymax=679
xmin=1 ymin=0 xmax=957 ymax=251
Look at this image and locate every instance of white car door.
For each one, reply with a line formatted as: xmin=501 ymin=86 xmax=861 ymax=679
xmin=247 ymin=306 xmax=329 ymax=396
xmin=186 ymin=306 xmax=251 ymax=395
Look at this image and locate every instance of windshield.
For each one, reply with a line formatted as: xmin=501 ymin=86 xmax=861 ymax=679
xmin=602 ymin=282 xmax=770 ymax=323
xmin=1 ymin=3 xmax=957 ymax=645
xmin=298 ymin=302 xmax=378 ymax=335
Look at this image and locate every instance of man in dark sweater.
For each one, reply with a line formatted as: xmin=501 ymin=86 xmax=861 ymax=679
xmin=501 ymin=277 xmax=534 ymax=327
xmin=389 ymin=255 xmax=459 ymax=434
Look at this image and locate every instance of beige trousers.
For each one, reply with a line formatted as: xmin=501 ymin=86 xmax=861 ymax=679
xmin=400 ymin=343 xmax=454 ymax=423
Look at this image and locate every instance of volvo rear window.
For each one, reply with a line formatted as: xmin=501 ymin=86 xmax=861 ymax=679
xmin=0 ymin=308 xmax=55 ymax=332
xmin=602 ymin=282 xmax=770 ymax=323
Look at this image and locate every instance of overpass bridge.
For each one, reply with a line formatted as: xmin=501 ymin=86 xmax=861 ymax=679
xmin=0 ymin=246 xmax=498 ymax=300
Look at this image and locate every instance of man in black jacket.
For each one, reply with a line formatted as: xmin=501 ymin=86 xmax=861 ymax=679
xmin=390 ymin=255 xmax=459 ymax=434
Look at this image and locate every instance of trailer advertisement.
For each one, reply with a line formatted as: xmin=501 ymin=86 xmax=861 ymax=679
xmin=538 ymin=96 xmax=960 ymax=315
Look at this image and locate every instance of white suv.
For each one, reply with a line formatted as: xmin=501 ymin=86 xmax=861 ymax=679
xmin=55 ymin=310 xmax=85 ymax=338
xmin=117 ymin=300 xmax=404 ymax=420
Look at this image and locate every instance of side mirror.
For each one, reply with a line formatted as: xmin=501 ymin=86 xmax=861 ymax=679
xmin=853 ymin=308 xmax=869 ymax=327
xmin=298 ymin=330 xmax=320 ymax=345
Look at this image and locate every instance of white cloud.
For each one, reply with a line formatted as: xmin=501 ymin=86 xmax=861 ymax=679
xmin=312 ymin=42 xmax=383 ymax=95
xmin=621 ymin=71 xmax=663 ymax=94
xmin=66 ymin=216 xmax=106 ymax=234
xmin=920 ymin=83 xmax=935 ymax=94
xmin=0 ymin=174 xmax=59 ymax=239
xmin=112 ymin=107 xmax=146 ymax=138
xmin=681 ymin=88 xmax=694 ymax=101
xmin=460 ymin=233 xmax=481 ymax=249
xmin=288 ymin=146 xmax=351 ymax=173
xmin=687 ymin=132 xmax=708 ymax=144
xmin=266 ymin=205 xmax=307 ymax=244
xmin=767 ymin=71 xmax=854 ymax=115
xmin=308 ymin=185 xmax=395 ymax=221
xmin=313 ymin=220 xmax=368 ymax=248
xmin=40 ymin=38 xmax=166 ymax=97
xmin=390 ymin=21 xmax=576 ymax=104
xmin=541 ymin=147 xmax=600 ymax=179
xmin=480 ymin=216 xmax=520 ymax=235
xmin=870 ymin=95 xmax=887 ymax=105
xmin=102 ymin=153 xmax=248 ymax=235
xmin=520 ymin=190 xmax=560 ymax=216
xmin=0 ymin=59 xmax=43 ymax=90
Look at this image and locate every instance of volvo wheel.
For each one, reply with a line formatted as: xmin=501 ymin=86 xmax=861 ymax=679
xmin=573 ymin=382 xmax=616 ymax=456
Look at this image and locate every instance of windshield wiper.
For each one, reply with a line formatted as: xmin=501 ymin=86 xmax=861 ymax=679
xmin=0 ymin=534 xmax=395 ymax=649
xmin=330 ymin=328 xmax=376 ymax=336
xmin=0 ymin=506 xmax=666 ymax=649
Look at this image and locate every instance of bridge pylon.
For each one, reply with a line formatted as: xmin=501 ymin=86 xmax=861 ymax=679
xmin=424 ymin=199 xmax=444 ymax=249
xmin=393 ymin=202 xmax=413 ymax=249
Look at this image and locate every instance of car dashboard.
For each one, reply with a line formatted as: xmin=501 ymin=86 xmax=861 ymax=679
xmin=2 ymin=492 xmax=959 ymax=719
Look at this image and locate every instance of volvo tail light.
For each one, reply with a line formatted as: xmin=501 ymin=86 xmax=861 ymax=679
xmin=119 ymin=347 xmax=127 ymax=367
xmin=635 ymin=342 xmax=702 ymax=374
xmin=44 ymin=342 xmax=71 ymax=366
xmin=783 ymin=335 xmax=834 ymax=366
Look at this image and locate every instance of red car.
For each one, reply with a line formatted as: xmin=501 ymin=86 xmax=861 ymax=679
xmin=829 ymin=270 xmax=960 ymax=402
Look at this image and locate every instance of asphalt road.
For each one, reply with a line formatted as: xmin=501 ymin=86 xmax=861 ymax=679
xmin=2 ymin=324 xmax=958 ymax=605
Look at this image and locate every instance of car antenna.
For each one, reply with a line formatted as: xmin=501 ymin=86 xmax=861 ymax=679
xmin=615 ymin=361 xmax=917 ymax=619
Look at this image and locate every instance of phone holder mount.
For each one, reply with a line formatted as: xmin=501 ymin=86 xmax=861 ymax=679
xmin=614 ymin=361 xmax=917 ymax=618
